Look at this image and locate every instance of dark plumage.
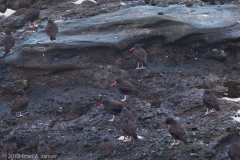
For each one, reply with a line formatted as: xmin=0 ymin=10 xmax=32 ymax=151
xmin=37 ymin=141 xmax=51 ymax=160
xmin=120 ymin=107 xmax=135 ymax=123
xmin=111 ymin=78 xmax=139 ymax=101
xmin=100 ymin=138 xmax=114 ymax=160
xmin=130 ymin=44 xmax=147 ymax=70
xmin=218 ymin=0 xmax=226 ymax=4
xmin=203 ymin=89 xmax=220 ymax=115
xmin=144 ymin=0 xmax=150 ymax=5
xmin=121 ymin=118 xmax=138 ymax=142
xmin=22 ymin=4 xmax=40 ymax=28
xmin=11 ymin=89 xmax=29 ymax=117
xmin=166 ymin=118 xmax=188 ymax=146
xmin=201 ymin=0 xmax=215 ymax=6
xmin=97 ymin=100 xmax=124 ymax=122
xmin=3 ymin=138 xmax=17 ymax=160
xmin=45 ymin=20 xmax=58 ymax=41
xmin=2 ymin=31 xmax=15 ymax=54
xmin=228 ymin=144 xmax=240 ymax=160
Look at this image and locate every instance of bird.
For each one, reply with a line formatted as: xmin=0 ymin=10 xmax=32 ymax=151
xmin=11 ymin=89 xmax=29 ymax=117
xmin=99 ymin=137 xmax=114 ymax=160
xmin=2 ymin=31 xmax=15 ymax=54
xmin=144 ymin=0 xmax=150 ymax=5
xmin=120 ymin=107 xmax=135 ymax=123
xmin=202 ymin=89 xmax=220 ymax=115
xmin=166 ymin=118 xmax=188 ymax=146
xmin=201 ymin=0 xmax=215 ymax=6
xmin=22 ymin=4 xmax=40 ymax=28
xmin=45 ymin=20 xmax=58 ymax=42
xmin=129 ymin=44 xmax=147 ymax=70
xmin=121 ymin=118 xmax=138 ymax=142
xmin=97 ymin=100 xmax=124 ymax=122
xmin=111 ymin=78 xmax=139 ymax=102
xmin=228 ymin=144 xmax=240 ymax=160
xmin=37 ymin=141 xmax=51 ymax=160
xmin=3 ymin=137 xmax=17 ymax=160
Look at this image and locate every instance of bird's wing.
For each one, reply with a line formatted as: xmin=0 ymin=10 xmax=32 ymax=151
xmin=169 ymin=124 xmax=187 ymax=142
xmin=11 ymin=97 xmax=28 ymax=112
xmin=122 ymin=122 xmax=137 ymax=137
xmin=133 ymin=49 xmax=147 ymax=64
xmin=118 ymin=81 xmax=139 ymax=94
xmin=203 ymin=93 xmax=218 ymax=108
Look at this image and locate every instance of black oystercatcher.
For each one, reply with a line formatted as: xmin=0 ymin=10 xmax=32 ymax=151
xmin=97 ymin=100 xmax=124 ymax=122
xmin=179 ymin=0 xmax=188 ymax=4
xmin=228 ymin=144 xmax=240 ymax=160
xmin=45 ymin=20 xmax=59 ymax=42
xmin=111 ymin=78 xmax=139 ymax=102
xmin=37 ymin=141 xmax=51 ymax=160
xmin=11 ymin=89 xmax=29 ymax=117
xmin=144 ymin=0 xmax=150 ymax=5
xmin=3 ymin=138 xmax=17 ymax=160
xmin=121 ymin=118 xmax=138 ymax=142
xmin=166 ymin=118 xmax=188 ymax=146
xmin=2 ymin=31 xmax=15 ymax=54
xmin=100 ymin=137 xmax=114 ymax=160
xmin=202 ymin=89 xmax=220 ymax=115
xmin=120 ymin=107 xmax=135 ymax=123
xmin=22 ymin=4 xmax=40 ymax=28
xmin=130 ymin=44 xmax=147 ymax=70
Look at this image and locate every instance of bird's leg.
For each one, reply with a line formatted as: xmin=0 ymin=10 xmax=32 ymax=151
xmin=123 ymin=136 xmax=132 ymax=142
xmin=33 ymin=22 xmax=39 ymax=28
xmin=18 ymin=112 xmax=23 ymax=117
xmin=210 ymin=108 xmax=215 ymax=113
xmin=139 ymin=64 xmax=145 ymax=69
xmin=134 ymin=63 xmax=140 ymax=70
xmin=171 ymin=140 xmax=180 ymax=146
xmin=204 ymin=108 xmax=210 ymax=115
xmin=121 ymin=95 xmax=127 ymax=102
xmin=108 ymin=115 xmax=114 ymax=122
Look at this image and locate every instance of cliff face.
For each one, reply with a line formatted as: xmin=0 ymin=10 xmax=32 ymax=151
xmin=1 ymin=1 xmax=240 ymax=160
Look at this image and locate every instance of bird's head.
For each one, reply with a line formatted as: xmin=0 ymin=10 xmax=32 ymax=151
xmin=111 ymin=78 xmax=123 ymax=86
xmin=32 ymin=4 xmax=40 ymax=10
xmin=204 ymin=89 xmax=211 ymax=94
xmin=16 ymin=89 xmax=25 ymax=97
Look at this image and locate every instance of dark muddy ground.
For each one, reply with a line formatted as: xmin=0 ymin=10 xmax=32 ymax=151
xmin=1 ymin=0 xmax=240 ymax=160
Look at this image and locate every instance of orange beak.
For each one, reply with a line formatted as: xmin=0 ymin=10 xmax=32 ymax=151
xmin=111 ymin=81 xmax=117 ymax=87
xmin=130 ymin=47 xmax=135 ymax=51
xmin=167 ymin=124 xmax=170 ymax=128
xmin=97 ymin=104 xmax=104 ymax=109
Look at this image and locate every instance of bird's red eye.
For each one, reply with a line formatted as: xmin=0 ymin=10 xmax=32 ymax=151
xmin=17 ymin=94 xmax=20 ymax=97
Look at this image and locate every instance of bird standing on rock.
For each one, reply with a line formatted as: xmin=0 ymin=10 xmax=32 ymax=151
xmin=121 ymin=118 xmax=138 ymax=142
xmin=130 ymin=44 xmax=147 ymax=70
xmin=3 ymin=137 xmax=17 ymax=160
xmin=166 ymin=118 xmax=188 ymax=146
xmin=37 ymin=141 xmax=51 ymax=160
xmin=111 ymin=78 xmax=139 ymax=102
xmin=97 ymin=100 xmax=124 ymax=122
xmin=228 ymin=144 xmax=240 ymax=160
xmin=100 ymin=137 xmax=114 ymax=160
xmin=144 ymin=0 xmax=150 ymax=5
xmin=201 ymin=0 xmax=215 ymax=6
xmin=2 ymin=31 xmax=15 ymax=54
xmin=11 ymin=89 xmax=28 ymax=117
xmin=202 ymin=89 xmax=220 ymax=115
xmin=46 ymin=20 xmax=58 ymax=42
xmin=22 ymin=4 xmax=40 ymax=28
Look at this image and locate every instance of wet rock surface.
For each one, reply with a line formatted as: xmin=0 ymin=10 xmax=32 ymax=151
xmin=0 ymin=0 xmax=240 ymax=160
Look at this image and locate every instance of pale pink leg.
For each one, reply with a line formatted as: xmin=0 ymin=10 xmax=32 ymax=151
xmin=18 ymin=111 xmax=23 ymax=117
xmin=33 ymin=22 xmax=39 ymax=28
xmin=171 ymin=140 xmax=180 ymax=146
xmin=204 ymin=108 xmax=210 ymax=115
xmin=121 ymin=95 xmax=127 ymax=101
xmin=123 ymin=136 xmax=132 ymax=142
xmin=108 ymin=115 xmax=114 ymax=122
